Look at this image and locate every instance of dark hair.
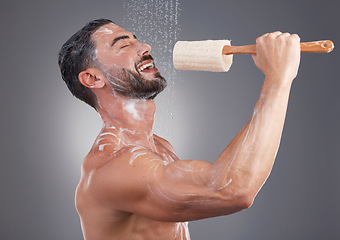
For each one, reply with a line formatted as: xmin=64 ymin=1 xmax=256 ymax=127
xmin=58 ymin=19 xmax=114 ymax=109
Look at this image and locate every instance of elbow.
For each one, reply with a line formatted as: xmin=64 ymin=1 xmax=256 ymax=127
xmin=228 ymin=188 xmax=256 ymax=210
xmin=237 ymin=192 xmax=255 ymax=209
xmin=217 ymin=188 xmax=255 ymax=212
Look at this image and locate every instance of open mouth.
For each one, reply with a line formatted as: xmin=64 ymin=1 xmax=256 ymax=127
xmin=135 ymin=56 xmax=158 ymax=74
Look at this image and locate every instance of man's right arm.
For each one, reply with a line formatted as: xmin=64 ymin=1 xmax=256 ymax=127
xmin=88 ymin=32 xmax=301 ymax=222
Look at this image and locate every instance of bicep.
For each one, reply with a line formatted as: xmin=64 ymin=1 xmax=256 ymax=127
xmin=147 ymin=159 xmax=245 ymax=221
xmin=91 ymin=149 xmax=243 ymax=222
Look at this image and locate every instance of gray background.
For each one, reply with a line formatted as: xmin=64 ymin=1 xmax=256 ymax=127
xmin=1 ymin=0 xmax=339 ymax=239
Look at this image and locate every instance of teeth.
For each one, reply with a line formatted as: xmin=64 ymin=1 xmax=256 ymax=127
xmin=138 ymin=62 xmax=154 ymax=72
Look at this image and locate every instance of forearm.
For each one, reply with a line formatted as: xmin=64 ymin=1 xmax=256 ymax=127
xmin=209 ymin=76 xmax=292 ymax=200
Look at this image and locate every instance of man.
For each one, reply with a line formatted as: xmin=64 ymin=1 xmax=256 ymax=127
xmin=58 ymin=19 xmax=300 ymax=240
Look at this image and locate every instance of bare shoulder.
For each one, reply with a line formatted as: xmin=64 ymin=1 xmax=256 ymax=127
xmin=81 ymin=130 xmax=169 ymax=182
xmin=79 ymin=144 xmax=167 ymax=211
xmin=76 ymin=128 xmax=126 ymax=203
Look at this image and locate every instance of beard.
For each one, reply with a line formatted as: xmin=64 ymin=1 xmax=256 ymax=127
xmin=103 ymin=56 xmax=167 ymax=100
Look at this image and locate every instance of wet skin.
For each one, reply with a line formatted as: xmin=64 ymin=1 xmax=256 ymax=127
xmin=75 ymin=25 xmax=301 ymax=240
xmin=76 ymin=24 xmax=191 ymax=239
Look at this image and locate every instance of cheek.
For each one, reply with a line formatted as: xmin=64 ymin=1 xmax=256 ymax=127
xmin=101 ymin=52 xmax=135 ymax=70
xmin=117 ymin=52 xmax=137 ymax=70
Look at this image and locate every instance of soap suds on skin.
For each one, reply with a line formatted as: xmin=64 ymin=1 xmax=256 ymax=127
xmin=92 ymin=1 xmax=187 ymax=238
xmin=96 ymin=27 xmax=115 ymax=34
xmin=124 ymin=101 xmax=141 ymax=120
xmin=174 ymin=222 xmax=190 ymax=240
xmin=98 ymin=143 xmax=113 ymax=151
xmin=217 ymin=178 xmax=233 ymax=191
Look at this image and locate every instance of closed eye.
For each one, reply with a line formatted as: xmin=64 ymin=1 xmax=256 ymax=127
xmin=121 ymin=44 xmax=129 ymax=49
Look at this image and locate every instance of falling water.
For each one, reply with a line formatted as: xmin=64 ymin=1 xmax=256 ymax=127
xmin=122 ymin=0 xmax=181 ymax=121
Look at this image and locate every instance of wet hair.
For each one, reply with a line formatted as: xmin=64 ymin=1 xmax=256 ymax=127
xmin=58 ymin=19 xmax=114 ymax=109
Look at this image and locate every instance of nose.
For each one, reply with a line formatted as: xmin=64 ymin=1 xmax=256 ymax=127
xmin=137 ymin=42 xmax=151 ymax=56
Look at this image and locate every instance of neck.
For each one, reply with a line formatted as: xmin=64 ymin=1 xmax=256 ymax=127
xmin=96 ymin=93 xmax=157 ymax=150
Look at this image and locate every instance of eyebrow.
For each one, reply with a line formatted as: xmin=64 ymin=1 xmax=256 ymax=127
xmin=111 ymin=34 xmax=137 ymax=47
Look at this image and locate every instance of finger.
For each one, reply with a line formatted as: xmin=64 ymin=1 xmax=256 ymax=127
xmin=266 ymin=31 xmax=283 ymax=39
xmin=290 ymin=33 xmax=300 ymax=41
xmin=280 ymin=32 xmax=291 ymax=37
xmin=272 ymin=31 xmax=282 ymax=35
xmin=278 ymin=32 xmax=291 ymax=39
xmin=261 ymin=31 xmax=283 ymax=38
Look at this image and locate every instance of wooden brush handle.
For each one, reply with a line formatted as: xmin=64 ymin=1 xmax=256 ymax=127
xmin=300 ymin=40 xmax=334 ymax=52
xmin=222 ymin=40 xmax=334 ymax=55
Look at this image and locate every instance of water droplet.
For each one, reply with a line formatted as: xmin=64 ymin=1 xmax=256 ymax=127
xmin=123 ymin=0 xmax=181 ymax=122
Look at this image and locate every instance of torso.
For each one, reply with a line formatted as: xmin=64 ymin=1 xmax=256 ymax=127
xmin=75 ymin=127 xmax=190 ymax=240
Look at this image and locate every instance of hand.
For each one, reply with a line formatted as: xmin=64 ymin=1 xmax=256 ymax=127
xmin=252 ymin=31 xmax=301 ymax=83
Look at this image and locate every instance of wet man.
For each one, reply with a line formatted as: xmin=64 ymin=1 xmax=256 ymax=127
xmin=58 ymin=19 xmax=300 ymax=240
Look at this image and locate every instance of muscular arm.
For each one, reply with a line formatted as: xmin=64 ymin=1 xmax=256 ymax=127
xmin=90 ymin=32 xmax=301 ymax=222
xmin=209 ymin=31 xmax=301 ymax=203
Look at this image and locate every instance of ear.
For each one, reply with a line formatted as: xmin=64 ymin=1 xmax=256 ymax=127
xmin=78 ymin=68 xmax=106 ymax=89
